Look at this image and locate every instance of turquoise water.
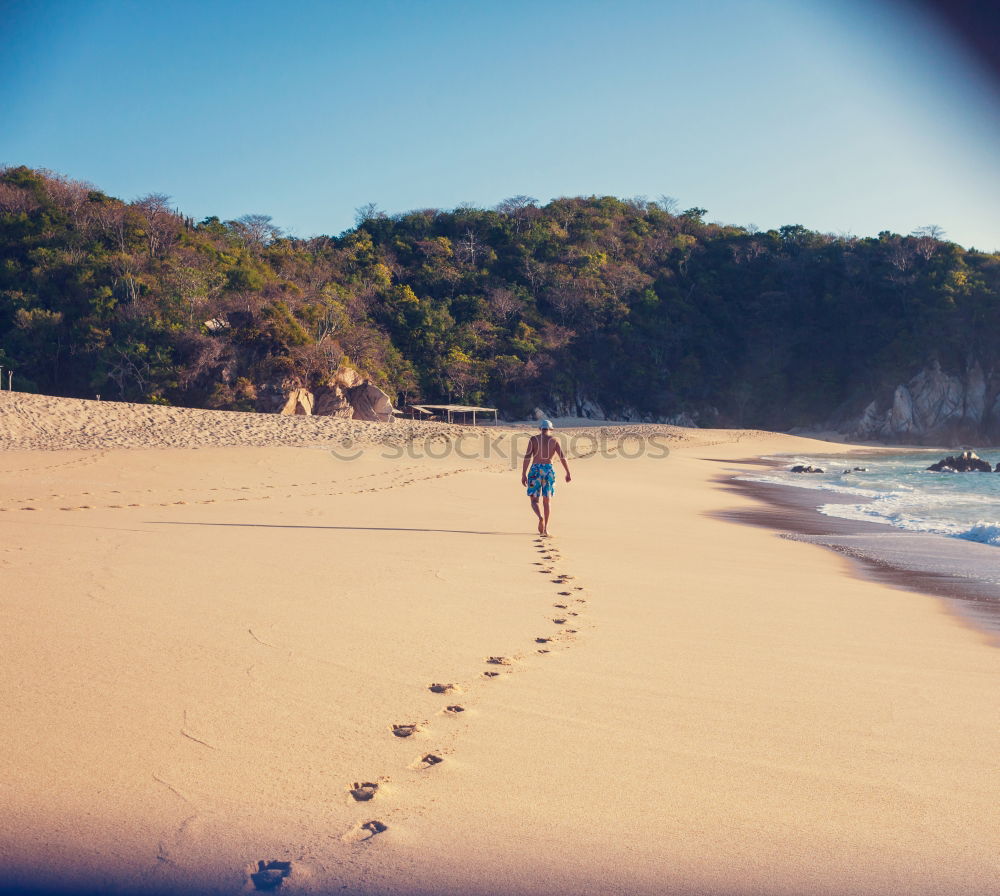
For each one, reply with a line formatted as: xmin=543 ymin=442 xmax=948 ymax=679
xmin=743 ymin=450 xmax=1000 ymax=547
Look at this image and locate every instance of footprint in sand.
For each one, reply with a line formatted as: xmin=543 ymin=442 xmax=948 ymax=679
xmin=391 ymin=724 xmax=419 ymax=738
xmin=554 ymin=603 xmax=568 ymax=609
xmin=343 ymin=820 xmax=388 ymax=843
xmin=349 ymin=782 xmax=379 ymax=802
xmin=444 ymin=705 xmax=465 ymax=714
xmin=482 ymin=671 xmax=501 ymax=678
xmin=412 ymin=753 xmax=443 ymax=770
xmin=486 ymin=656 xmax=513 ymax=666
xmin=558 ymin=591 xmax=572 ymax=596
xmin=538 ymin=648 xmax=551 ymax=654
xmin=250 ymin=860 xmax=292 ymax=891
xmin=428 ymin=683 xmax=458 ymax=694
xmin=552 ymin=618 xmax=567 ymax=625
xmin=535 ymin=636 xmax=552 ymax=644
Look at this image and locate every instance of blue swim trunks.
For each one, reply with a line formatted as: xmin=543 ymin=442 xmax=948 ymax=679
xmin=526 ymin=463 xmax=556 ymax=498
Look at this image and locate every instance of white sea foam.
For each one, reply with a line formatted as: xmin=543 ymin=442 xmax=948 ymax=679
xmin=740 ymin=450 xmax=1000 ymax=549
xmin=958 ymin=523 xmax=1000 ymax=547
xmin=740 ymin=473 xmax=882 ymax=499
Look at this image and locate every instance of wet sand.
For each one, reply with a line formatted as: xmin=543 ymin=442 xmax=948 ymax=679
xmin=719 ymin=475 xmax=1000 ymax=639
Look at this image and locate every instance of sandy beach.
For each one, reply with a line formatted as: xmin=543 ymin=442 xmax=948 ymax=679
xmin=2 ymin=392 xmax=999 ymax=896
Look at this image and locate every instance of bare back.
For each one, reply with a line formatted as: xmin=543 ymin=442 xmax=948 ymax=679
xmin=527 ymin=434 xmax=561 ymax=464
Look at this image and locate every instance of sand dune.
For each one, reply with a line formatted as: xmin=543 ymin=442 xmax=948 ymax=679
xmin=1 ymin=392 xmax=998 ymax=895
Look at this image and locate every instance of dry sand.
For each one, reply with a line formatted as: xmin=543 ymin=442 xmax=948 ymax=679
xmin=1 ymin=392 xmax=998 ymax=895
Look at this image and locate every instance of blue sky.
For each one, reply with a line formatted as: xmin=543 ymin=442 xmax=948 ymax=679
xmin=3 ymin=0 xmax=998 ymax=249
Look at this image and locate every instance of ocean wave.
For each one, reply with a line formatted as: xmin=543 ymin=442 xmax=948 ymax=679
xmin=817 ymin=500 xmax=949 ymax=533
xmin=957 ymin=522 xmax=1000 ymax=546
xmin=817 ymin=501 xmax=1000 ymax=547
xmin=740 ymin=453 xmax=1000 ymax=550
xmin=738 ymin=473 xmax=882 ymax=498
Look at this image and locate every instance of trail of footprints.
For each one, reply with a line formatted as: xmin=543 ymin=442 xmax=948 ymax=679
xmin=4 ymin=455 xmax=588 ymax=887
xmin=0 ymin=464 xmax=474 ymax=514
xmin=4 ymin=438 xmax=611 ymax=514
xmin=246 ymin=535 xmax=591 ymax=888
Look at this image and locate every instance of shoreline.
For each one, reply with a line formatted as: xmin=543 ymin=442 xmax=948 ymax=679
xmin=716 ymin=471 xmax=1000 ymax=643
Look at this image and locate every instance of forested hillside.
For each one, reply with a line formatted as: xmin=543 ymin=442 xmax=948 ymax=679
xmin=2 ymin=165 xmax=998 ymax=429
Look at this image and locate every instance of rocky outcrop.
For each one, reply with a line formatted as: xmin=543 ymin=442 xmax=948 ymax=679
xmin=279 ymin=388 xmax=314 ymax=416
xmin=347 ymin=383 xmax=394 ymax=422
xmin=256 ymin=377 xmax=304 ymax=413
xmin=255 ymin=364 xmax=395 ymax=422
xmin=313 ymin=389 xmax=353 ymax=417
xmin=790 ymin=465 xmax=824 ymax=473
xmin=313 ymin=366 xmax=365 ymax=418
xmin=845 ymin=360 xmax=1000 ymax=444
xmin=313 ymin=365 xmax=394 ymax=422
xmin=926 ymin=451 xmax=994 ymax=473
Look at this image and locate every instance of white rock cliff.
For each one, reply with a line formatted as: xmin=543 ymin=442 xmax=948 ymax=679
xmin=848 ymin=360 xmax=1000 ymax=443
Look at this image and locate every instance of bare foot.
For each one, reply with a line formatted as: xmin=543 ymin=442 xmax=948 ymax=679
xmin=537 ymin=518 xmax=544 ymax=535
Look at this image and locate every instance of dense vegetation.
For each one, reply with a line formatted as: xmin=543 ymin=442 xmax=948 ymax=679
xmin=2 ymin=165 xmax=998 ymax=426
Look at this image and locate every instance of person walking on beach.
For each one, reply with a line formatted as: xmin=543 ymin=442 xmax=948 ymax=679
xmin=521 ymin=419 xmax=571 ymax=536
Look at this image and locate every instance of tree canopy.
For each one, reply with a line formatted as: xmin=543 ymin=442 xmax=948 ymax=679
xmin=2 ymin=165 xmax=998 ymax=427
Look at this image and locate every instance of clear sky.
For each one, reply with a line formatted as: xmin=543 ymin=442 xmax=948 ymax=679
xmin=3 ymin=0 xmax=998 ymax=250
